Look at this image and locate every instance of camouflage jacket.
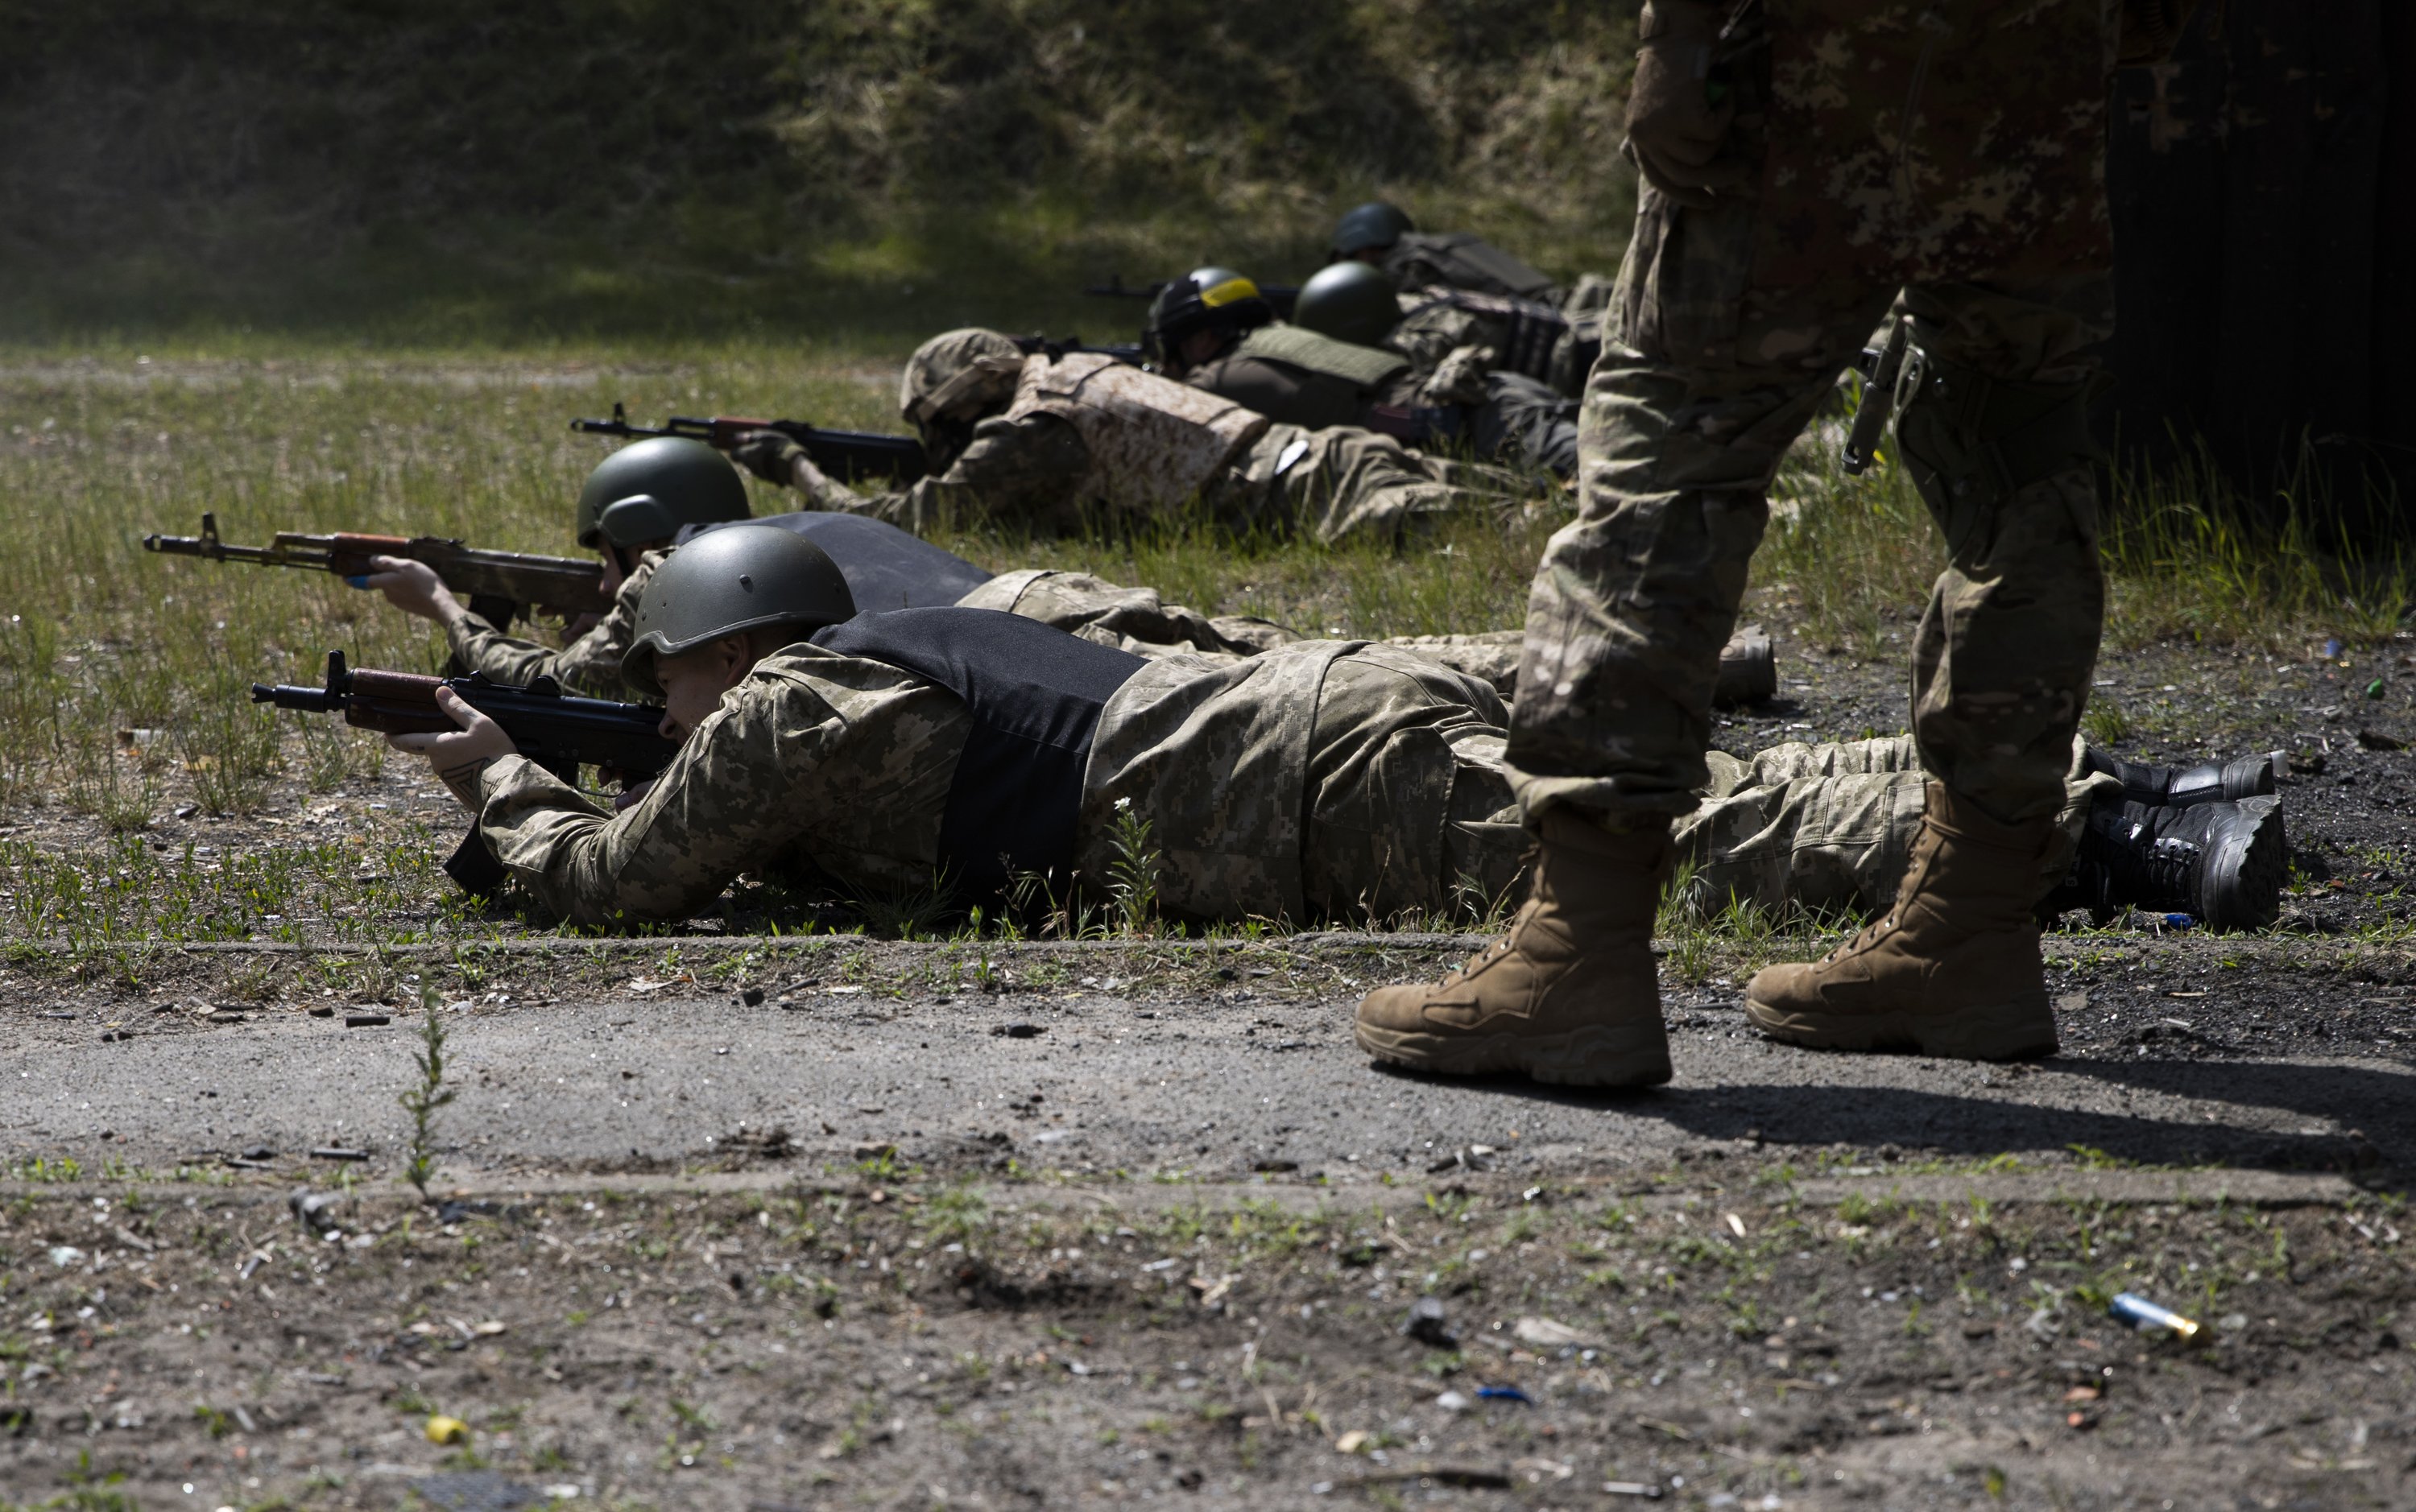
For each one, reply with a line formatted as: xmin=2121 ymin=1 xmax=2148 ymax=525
xmin=445 ymin=552 xmax=661 ymax=700
xmin=470 ymin=639 xmax=1497 ymax=927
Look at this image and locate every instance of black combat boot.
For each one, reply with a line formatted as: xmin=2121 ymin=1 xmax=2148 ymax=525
xmin=2080 ymin=746 xmax=2277 ymax=808
xmin=2041 ymin=795 xmax=2287 ymax=932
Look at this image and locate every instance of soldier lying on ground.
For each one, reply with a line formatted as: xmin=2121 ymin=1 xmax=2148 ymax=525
xmin=1144 ymin=267 xmax=1579 ymax=477
xmin=364 ymin=436 xmax=1641 ymax=705
xmin=1328 ymin=200 xmax=1564 ymax=305
xmin=725 ymin=328 xmax=1534 ymax=543
xmin=384 ymin=527 xmax=2286 ymax=959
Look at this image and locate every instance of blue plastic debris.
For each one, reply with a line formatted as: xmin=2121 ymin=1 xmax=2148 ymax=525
xmin=1475 ymin=1385 xmax=1534 ymax=1404
xmin=2162 ymin=914 xmax=2196 ymax=930
xmin=2325 ymin=637 xmax=2345 ymax=659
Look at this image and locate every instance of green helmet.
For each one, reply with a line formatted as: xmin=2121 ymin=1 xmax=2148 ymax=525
xmin=1330 ymin=200 xmax=1414 ymax=259
xmin=898 ymin=328 xmax=1028 ymax=429
xmin=621 ymin=524 xmax=856 ymax=696
xmin=1143 ymin=266 xmax=1276 ymax=366
xmin=1291 ymin=261 xmax=1405 ymax=347
xmin=573 ymin=437 xmax=751 ymax=552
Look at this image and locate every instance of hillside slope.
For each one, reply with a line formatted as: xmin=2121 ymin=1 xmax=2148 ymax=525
xmin=0 ymin=0 xmax=1640 ymax=344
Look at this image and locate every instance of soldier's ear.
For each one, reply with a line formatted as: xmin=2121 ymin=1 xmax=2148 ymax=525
xmin=714 ymin=633 xmax=757 ymax=688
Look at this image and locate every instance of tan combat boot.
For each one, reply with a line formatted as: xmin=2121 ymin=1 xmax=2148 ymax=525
xmin=1353 ymin=811 xmax=1672 ymax=1087
xmin=1744 ymin=783 xmax=2058 ymax=1060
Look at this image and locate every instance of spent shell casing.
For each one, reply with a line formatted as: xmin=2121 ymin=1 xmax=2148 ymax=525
xmin=2108 ymin=1291 xmax=2199 ymax=1339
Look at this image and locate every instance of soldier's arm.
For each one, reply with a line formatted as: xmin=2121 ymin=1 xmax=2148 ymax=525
xmin=470 ymin=658 xmax=966 ymax=926
xmin=470 ymin=684 xmax=827 ymax=926
xmin=838 ymin=415 xmax=1092 ymax=535
xmin=444 ymin=553 xmax=658 ymax=698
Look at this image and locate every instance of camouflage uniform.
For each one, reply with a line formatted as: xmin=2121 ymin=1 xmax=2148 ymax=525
xmin=1673 ymin=734 xmax=2117 ymax=920
xmin=804 ymin=338 xmax=1527 ymax=543
xmin=445 ymin=552 xmax=662 ymax=700
xmin=1181 ymin=320 xmax=1582 ymax=479
xmin=465 ymin=621 xmax=2084 ymax=930
xmin=1509 ymin=0 xmax=2120 ymax=832
xmin=470 ymin=639 xmax=1530 ymax=927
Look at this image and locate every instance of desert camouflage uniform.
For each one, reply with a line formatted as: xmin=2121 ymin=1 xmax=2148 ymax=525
xmin=445 ymin=552 xmax=663 ymax=700
xmin=800 ymin=346 xmax=1527 ymax=543
xmin=1509 ymin=0 xmax=2121 ymax=832
xmin=470 ymin=640 xmax=1530 ymax=927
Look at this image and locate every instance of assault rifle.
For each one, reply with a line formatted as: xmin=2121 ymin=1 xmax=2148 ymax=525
xmin=1011 ymin=333 xmax=1144 ymax=364
xmin=1084 ymin=274 xmax=1300 ymax=321
xmin=570 ymin=403 xmax=928 ymax=485
xmin=143 ymin=512 xmax=607 ymax=630
xmin=250 ymin=651 xmax=679 ymax=894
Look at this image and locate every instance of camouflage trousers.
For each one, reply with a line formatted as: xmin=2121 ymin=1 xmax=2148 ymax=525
xmin=1213 ymin=423 xmax=1529 ymax=543
xmin=1670 ymin=734 xmax=2118 ymax=922
xmin=1508 ymin=183 xmax=2115 ymax=829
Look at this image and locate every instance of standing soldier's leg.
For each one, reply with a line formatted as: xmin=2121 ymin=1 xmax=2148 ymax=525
xmin=1354 ymin=180 xmax=1892 ymax=1086
xmin=1744 ymin=273 xmax=2115 ymax=1057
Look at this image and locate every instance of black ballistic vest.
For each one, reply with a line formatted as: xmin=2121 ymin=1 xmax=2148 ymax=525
xmin=810 ymin=608 xmax=1144 ymax=890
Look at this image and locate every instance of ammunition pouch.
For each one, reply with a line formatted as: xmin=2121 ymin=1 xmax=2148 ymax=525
xmin=1889 ymin=343 xmax=2104 ymax=552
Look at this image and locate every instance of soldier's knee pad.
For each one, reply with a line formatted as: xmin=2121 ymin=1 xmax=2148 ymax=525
xmin=1889 ymin=341 xmax=2103 ymax=541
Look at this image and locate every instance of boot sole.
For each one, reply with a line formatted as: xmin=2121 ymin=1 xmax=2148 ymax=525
xmin=1741 ymin=994 xmax=2058 ymax=1061
xmin=2200 ymin=796 xmax=2286 ymax=932
xmin=1355 ymin=1020 xmax=1673 ymax=1088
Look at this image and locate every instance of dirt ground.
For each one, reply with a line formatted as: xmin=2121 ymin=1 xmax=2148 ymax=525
xmin=5 ymin=612 xmax=2416 ymax=1512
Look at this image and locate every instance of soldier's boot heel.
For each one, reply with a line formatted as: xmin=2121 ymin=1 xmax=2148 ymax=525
xmin=1353 ymin=812 xmax=1672 ymax=1089
xmin=1743 ymin=783 xmax=2060 ymax=1063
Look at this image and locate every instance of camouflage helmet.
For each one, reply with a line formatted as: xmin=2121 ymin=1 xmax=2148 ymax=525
xmin=1143 ymin=266 xmax=1276 ymax=366
xmin=1331 ymin=200 xmax=1415 ymax=259
xmin=573 ymin=437 xmax=751 ymax=552
xmin=621 ymin=524 xmax=857 ymax=696
xmin=1291 ymin=260 xmax=1405 ymax=347
xmin=898 ymin=328 xmax=1028 ymax=428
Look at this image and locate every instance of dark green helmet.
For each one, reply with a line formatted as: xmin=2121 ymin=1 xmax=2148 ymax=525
xmin=1143 ymin=266 xmax=1275 ymax=366
xmin=1330 ymin=200 xmax=1414 ymax=259
xmin=1291 ymin=260 xmax=1405 ymax=347
xmin=573 ymin=437 xmax=751 ymax=552
xmin=621 ymin=524 xmax=856 ymax=696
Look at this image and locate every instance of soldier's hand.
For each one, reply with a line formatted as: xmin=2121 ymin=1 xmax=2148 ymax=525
xmin=387 ymin=686 xmax=519 ymax=811
xmin=728 ymin=430 xmax=808 ymax=486
xmin=358 ymin=555 xmax=454 ymax=621
xmin=1624 ymin=0 xmax=1752 ymax=208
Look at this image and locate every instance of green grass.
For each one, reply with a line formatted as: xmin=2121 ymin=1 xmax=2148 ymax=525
xmin=2 ymin=346 xmax=2408 ymax=953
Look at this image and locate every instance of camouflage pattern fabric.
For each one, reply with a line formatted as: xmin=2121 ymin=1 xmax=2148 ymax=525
xmin=1001 ymin=352 xmax=1270 ymax=514
xmin=1218 ymin=423 xmax=1531 ymax=543
xmin=473 ymin=639 xmax=1516 ymax=927
xmin=446 ymin=551 xmax=662 ymax=700
xmin=811 ymin=413 xmax=1095 ymax=535
xmin=1670 ymin=735 xmax=2117 ymax=919
xmin=959 ymin=568 xmax=1297 ymax=659
xmin=1753 ymin=0 xmax=2115 ymax=288
xmin=1508 ymin=2 xmax=2120 ymax=831
xmin=477 ymin=645 xmax=970 ymax=926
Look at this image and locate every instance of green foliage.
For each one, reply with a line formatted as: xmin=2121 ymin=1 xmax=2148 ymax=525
xmin=1105 ymin=796 xmax=1163 ymax=938
xmin=399 ymin=990 xmax=458 ymax=1200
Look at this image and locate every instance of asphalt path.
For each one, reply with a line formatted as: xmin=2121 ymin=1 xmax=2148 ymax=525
xmin=8 ymin=978 xmax=2407 ymax=1180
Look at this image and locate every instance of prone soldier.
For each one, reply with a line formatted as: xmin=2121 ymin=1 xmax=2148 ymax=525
xmin=379 ymin=526 xmax=2286 ymax=954
xmin=728 ymin=328 xmax=1532 ymax=543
